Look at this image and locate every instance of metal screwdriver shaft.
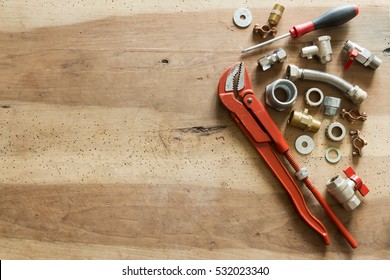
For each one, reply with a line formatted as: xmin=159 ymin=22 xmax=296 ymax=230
xmin=241 ymin=4 xmax=359 ymax=54
xmin=242 ymin=33 xmax=290 ymax=53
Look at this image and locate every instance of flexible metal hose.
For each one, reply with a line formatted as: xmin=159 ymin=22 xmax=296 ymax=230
xmin=301 ymin=69 xmax=353 ymax=92
xmin=286 ymin=64 xmax=367 ymax=104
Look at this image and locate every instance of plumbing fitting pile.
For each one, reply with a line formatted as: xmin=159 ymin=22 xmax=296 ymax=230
xmin=218 ymin=4 xmax=381 ymax=247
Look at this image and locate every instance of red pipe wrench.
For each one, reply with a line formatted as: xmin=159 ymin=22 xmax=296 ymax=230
xmin=218 ymin=62 xmax=358 ymax=247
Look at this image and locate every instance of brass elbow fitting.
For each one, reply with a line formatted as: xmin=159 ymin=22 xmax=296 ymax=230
xmin=288 ymin=108 xmax=321 ymax=133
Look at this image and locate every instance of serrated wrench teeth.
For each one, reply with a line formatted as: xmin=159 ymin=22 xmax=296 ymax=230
xmin=225 ymin=62 xmax=244 ymax=93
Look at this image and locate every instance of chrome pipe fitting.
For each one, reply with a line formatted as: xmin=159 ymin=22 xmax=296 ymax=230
xmin=343 ymin=40 xmax=382 ymax=70
xmin=257 ymin=48 xmax=287 ymax=71
xmin=265 ymin=79 xmax=297 ymax=111
xmin=323 ymin=96 xmax=341 ymax=116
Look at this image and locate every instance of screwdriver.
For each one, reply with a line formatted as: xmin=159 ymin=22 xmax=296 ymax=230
xmin=242 ymin=4 xmax=359 ymax=53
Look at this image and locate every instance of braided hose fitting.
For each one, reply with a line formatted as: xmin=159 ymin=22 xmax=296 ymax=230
xmin=286 ymin=64 xmax=367 ymax=104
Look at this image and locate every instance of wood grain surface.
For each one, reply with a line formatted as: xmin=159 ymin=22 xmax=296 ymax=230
xmin=0 ymin=1 xmax=389 ymax=259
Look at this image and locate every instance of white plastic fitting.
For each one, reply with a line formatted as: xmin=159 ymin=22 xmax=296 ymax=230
xmin=327 ymin=175 xmax=361 ymax=211
xmin=301 ymin=35 xmax=333 ymax=64
xmin=326 ymin=166 xmax=369 ymax=211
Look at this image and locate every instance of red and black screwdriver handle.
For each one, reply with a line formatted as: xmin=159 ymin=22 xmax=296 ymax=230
xmin=289 ymin=4 xmax=359 ymax=38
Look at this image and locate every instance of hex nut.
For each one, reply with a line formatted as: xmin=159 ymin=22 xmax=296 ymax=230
xmin=323 ymin=96 xmax=341 ymax=116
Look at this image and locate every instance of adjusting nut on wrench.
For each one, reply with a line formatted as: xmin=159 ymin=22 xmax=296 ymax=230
xmin=257 ymin=48 xmax=287 ymax=71
xmin=288 ymin=108 xmax=321 ymax=132
xmin=265 ymin=79 xmax=297 ymax=111
xmin=326 ymin=166 xmax=369 ymax=211
xmin=343 ymin=40 xmax=382 ymax=70
xmin=285 ymin=64 xmax=367 ymax=104
xmin=301 ymin=35 xmax=333 ymax=64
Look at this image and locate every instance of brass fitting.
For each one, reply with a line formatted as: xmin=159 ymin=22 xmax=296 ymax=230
xmin=288 ymin=108 xmax=321 ymax=133
xmin=268 ymin=4 xmax=285 ymax=26
xmin=253 ymin=24 xmax=277 ymax=38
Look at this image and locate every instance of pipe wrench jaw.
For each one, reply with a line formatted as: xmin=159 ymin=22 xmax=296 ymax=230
xmin=218 ymin=62 xmax=254 ymax=101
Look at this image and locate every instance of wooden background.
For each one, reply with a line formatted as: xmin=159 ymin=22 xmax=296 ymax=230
xmin=0 ymin=0 xmax=389 ymax=259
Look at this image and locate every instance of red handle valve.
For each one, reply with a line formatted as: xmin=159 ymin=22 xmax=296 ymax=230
xmin=344 ymin=49 xmax=359 ymax=70
xmin=343 ymin=166 xmax=369 ymax=196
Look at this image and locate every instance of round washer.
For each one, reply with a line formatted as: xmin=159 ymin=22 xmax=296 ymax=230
xmin=295 ymin=135 xmax=314 ymax=155
xmin=305 ymin=88 xmax=324 ymax=107
xmin=325 ymin=147 xmax=342 ymax=164
xmin=326 ymin=122 xmax=346 ymax=142
xmin=233 ymin=8 xmax=252 ymax=28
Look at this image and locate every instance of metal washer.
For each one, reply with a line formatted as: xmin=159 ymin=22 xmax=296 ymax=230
xmin=295 ymin=135 xmax=314 ymax=155
xmin=325 ymin=147 xmax=342 ymax=163
xmin=233 ymin=8 xmax=252 ymax=28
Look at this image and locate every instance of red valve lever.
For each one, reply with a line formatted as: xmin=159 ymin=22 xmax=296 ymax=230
xmin=344 ymin=49 xmax=359 ymax=70
xmin=343 ymin=166 xmax=370 ymax=196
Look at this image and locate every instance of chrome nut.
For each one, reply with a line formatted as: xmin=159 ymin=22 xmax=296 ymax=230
xmin=323 ymin=96 xmax=341 ymax=116
xmin=265 ymin=79 xmax=297 ymax=111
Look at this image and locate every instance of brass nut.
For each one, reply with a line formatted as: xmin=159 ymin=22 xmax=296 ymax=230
xmin=268 ymin=4 xmax=285 ymax=26
xmin=288 ymin=108 xmax=321 ymax=133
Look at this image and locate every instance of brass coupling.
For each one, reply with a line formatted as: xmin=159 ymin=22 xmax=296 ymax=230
xmin=288 ymin=108 xmax=321 ymax=133
xmin=268 ymin=4 xmax=285 ymax=26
